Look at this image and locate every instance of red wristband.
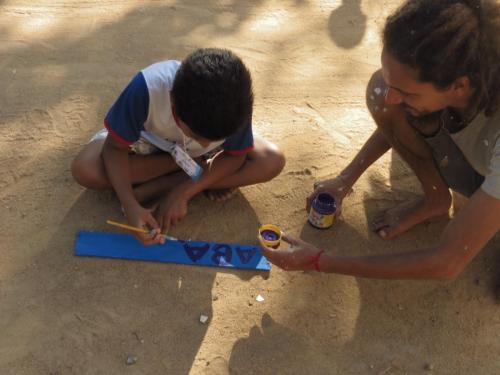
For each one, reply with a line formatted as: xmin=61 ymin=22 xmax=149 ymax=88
xmin=309 ymin=250 xmax=324 ymax=271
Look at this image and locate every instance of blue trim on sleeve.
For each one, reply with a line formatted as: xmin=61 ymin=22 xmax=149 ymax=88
xmin=104 ymin=72 xmax=149 ymax=144
xmin=222 ymin=123 xmax=254 ymax=153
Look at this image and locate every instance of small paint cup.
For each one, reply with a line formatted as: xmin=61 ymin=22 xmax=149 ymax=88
xmin=308 ymin=193 xmax=336 ymax=229
xmin=258 ymin=224 xmax=282 ymax=248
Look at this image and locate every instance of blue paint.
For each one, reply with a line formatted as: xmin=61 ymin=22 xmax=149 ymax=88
xmin=75 ymin=231 xmax=271 ymax=271
xmin=261 ymin=230 xmax=279 ymax=241
xmin=308 ymin=193 xmax=336 ymax=229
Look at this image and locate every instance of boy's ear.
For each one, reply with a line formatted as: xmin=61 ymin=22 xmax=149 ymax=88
xmin=171 ymin=103 xmax=179 ymax=122
xmin=450 ymin=76 xmax=471 ymax=98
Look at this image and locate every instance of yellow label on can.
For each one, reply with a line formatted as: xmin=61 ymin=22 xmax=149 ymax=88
xmin=308 ymin=208 xmax=335 ymax=229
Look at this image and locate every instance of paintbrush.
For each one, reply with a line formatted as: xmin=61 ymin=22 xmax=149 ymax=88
xmin=106 ymin=220 xmax=177 ymax=241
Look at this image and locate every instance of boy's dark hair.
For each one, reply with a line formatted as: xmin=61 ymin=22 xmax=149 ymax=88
xmin=171 ymin=48 xmax=254 ymax=140
xmin=383 ymin=0 xmax=500 ymax=116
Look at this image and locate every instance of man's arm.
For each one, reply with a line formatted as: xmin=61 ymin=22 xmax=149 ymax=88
xmin=261 ymin=189 xmax=500 ymax=279
xmin=307 ymin=71 xmax=392 ymax=211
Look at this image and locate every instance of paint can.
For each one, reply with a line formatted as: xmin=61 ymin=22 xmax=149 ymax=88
xmin=258 ymin=224 xmax=282 ymax=248
xmin=308 ymin=193 xmax=336 ymax=229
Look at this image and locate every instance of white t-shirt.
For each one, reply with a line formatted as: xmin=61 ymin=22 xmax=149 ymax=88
xmin=451 ymin=109 xmax=500 ymax=199
xmin=104 ymin=60 xmax=254 ymax=158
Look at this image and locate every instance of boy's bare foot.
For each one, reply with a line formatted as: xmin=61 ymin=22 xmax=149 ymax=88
xmin=371 ymin=196 xmax=450 ymax=240
xmin=204 ymin=188 xmax=238 ymax=203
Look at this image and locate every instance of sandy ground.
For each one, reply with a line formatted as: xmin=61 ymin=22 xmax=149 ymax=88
xmin=1 ymin=0 xmax=499 ymax=374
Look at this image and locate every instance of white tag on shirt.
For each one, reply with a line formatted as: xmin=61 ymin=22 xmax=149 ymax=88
xmin=140 ymin=131 xmax=203 ymax=181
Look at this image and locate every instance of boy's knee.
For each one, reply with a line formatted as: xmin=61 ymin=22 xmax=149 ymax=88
xmin=71 ymin=157 xmax=108 ymax=190
xmin=259 ymin=144 xmax=286 ymax=180
xmin=270 ymin=148 xmax=286 ymax=177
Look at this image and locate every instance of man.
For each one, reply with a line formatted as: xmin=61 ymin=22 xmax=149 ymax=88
xmin=260 ymin=0 xmax=500 ymax=279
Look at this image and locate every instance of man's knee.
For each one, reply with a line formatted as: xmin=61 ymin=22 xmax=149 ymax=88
xmin=365 ymin=70 xmax=400 ymax=131
xmin=366 ymin=70 xmax=385 ymax=110
xmin=71 ymin=156 xmax=108 ymax=190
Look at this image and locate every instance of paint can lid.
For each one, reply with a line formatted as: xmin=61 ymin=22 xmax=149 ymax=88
xmin=258 ymin=224 xmax=282 ymax=247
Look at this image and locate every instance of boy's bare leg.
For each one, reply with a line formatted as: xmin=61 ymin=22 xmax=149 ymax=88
xmin=132 ymin=171 xmax=187 ymax=203
xmin=205 ymin=137 xmax=285 ymax=202
xmin=71 ymin=138 xmax=180 ymax=189
xmin=204 ymin=188 xmax=238 ymax=202
xmin=367 ymin=71 xmax=451 ymax=239
xmin=132 ymin=136 xmax=285 ymax=203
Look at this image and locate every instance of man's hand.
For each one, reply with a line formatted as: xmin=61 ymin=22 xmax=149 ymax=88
xmin=258 ymin=234 xmax=324 ymax=271
xmin=306 ymin=176 xmax=353 ymax=215
xmin=124 ymin=203 xmax=164 ymax=245
xmin=155 ymin=186 xmax=190 ymax=233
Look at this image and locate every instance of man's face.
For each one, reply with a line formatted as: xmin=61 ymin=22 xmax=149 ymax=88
xmin=381 ymin=49 xmax=453 ymax=117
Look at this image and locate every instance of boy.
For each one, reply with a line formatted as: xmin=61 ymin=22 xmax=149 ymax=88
xmin=72 ymin=48 xmax=285 ymax=244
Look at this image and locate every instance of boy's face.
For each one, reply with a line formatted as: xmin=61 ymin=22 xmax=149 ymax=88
xmin=381 ymin=49 xmax=470 ymax=117
xmin=171 ymin=105 xmax=213 ymax=148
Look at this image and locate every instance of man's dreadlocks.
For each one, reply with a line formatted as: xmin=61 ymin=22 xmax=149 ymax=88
xmin=384 ymin=0 xmax=500 ymax=116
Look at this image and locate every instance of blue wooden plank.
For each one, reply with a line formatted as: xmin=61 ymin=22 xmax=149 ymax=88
xmin=75 ymin=231 xmax=271 ymax=271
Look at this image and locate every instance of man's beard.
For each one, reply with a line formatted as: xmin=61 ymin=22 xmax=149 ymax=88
xmin=405 ymin=109 xmax=443 ymax=129
xmin=405 ymin=108 xmax=468 ymax=134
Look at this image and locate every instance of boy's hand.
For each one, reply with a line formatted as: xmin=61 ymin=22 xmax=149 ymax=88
xmin=155 ymin=186 xmax=190 ymax=233
xmin=124 ymin=203 xmax=164 ymax=245
xmin=258 ymin=234 xmax=323 ymax=271
xmin=306 ymin=176 xmax=353 ymax=216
